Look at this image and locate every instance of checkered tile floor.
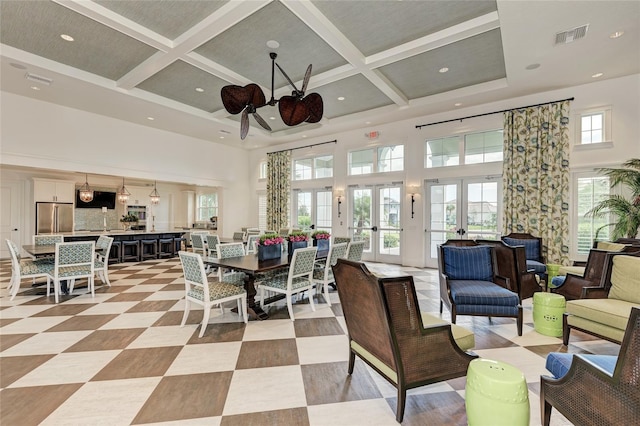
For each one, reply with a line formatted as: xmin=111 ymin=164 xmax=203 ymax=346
xmin=1 ymin=257 xmax=619 ymax=425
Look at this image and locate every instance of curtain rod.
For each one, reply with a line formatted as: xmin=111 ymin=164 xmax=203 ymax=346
xmin=267 ymin=139 xmax=337 ymax=154
xmin=415 ymin=97 xmax=575 ymax=129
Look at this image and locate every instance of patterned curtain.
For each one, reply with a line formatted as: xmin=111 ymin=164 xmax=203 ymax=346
xmin=266 ymin=150 xmax=291 ymax=232
xmin=502 ymin=100 xmax=571 ymax=265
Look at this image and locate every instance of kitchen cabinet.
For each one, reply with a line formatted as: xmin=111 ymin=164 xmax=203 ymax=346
xmin=33 ymin=178 xmax=75 ymax=203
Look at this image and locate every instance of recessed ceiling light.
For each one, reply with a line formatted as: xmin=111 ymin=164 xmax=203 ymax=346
xmin=439 ymin=67 xmax=449 ymax=73
xmin=266 ymin=40 xmax=280 ymax=49
xmin=269 ymin=116 xmax=276 ymax=120
xmin=454 ymin=103 xmax=462 ymax=107
xmin=592 ymin=72 xmax=603 ymax=78
xmin=219 ymin=136 xmax=224 ymax=139
xmin=30 ymin=86 xmax=40 ymax=91
xmin=10 ymin=62 xmax=26 ymax=69
xmin=147 ymin=116 xmax=155 ymax=121
xmin=609 ymin=31 xmax=624 ymax=39
xmin=526 ymin=63 xmax=541 ymax=70
xmin=60 ymin=34 xmax=74 ymax=41
xmin=195 ymin=87 xmax=204 ymax=93
xmin=337 ymin=96 xmax=345 ymax=101
xmin=365 ymin=121 xmax=371 ymax=124
xmin=302 ymin=135 xmax=307 ymax=138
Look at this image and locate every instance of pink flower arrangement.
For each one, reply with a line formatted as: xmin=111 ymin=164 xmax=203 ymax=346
xmin=257 ymin=233 xmax=284 ymax=246
xmin=287 ymin=231 xmax=309 ymax=242
xmin=312 ymin=230 xmax=331 ymax=240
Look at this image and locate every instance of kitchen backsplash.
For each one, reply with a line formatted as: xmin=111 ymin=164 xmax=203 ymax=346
xmin=74 ymin=208 xmax=121 ymax=231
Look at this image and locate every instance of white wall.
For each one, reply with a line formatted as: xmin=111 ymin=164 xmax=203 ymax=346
xmin=0 ymin=92 xmax=251 ymax=238
xmin=249 ymin=74 xmax=640 ymax=267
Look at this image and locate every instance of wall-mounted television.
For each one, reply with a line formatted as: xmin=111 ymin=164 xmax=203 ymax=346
xmin=75 ymin=190 xmax=116 ymax=209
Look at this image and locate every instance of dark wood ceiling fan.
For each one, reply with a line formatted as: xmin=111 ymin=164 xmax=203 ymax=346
xmin=221 ymin=53 xmax=323 ymax=140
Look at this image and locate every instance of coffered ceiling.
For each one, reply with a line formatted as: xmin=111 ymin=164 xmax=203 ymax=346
xmin=1 ymin=1 xmax=638 ymax=149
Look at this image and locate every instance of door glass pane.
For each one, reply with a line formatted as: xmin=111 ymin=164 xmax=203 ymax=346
xmin=352 ymin=189 xmax=372 ymax=252
xmin=430 ymin=184 xmax=458 ymax=257
xmin=378 ymin=187 xmax=401 ymax=256
xmin=296 ymin=192 xmax=312 ymax=230
xmin=466 ymin=182 xmax=498 ymax=239
xmin=316 ymin=191 xmax=332 ymax=231
xmin=577 ymin=176 xmax=610 ymax=254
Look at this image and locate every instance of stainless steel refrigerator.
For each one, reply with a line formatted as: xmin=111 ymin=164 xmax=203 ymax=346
xmin=36 ymin=202 xmax=74 ymax=234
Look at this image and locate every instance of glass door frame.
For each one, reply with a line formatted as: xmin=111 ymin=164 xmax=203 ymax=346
xmin=292 ymin=188 xmax=333 ymax=234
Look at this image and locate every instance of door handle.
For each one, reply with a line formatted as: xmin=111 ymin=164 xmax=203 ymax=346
xmin=371 ymin=226 xmax=378 ymax=232
xmin=456 ymin=228 xmax=466 ymax=236
xmin=310 ymin=224 xmax=315 ymax=230
xmin=12 ymin=228 xmax=18 ymax=231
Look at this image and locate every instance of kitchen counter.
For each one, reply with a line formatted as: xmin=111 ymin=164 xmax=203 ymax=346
xmin=64 ymin=230 xmax=182 ymax=237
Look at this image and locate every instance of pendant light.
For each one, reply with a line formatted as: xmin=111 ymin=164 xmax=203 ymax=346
xmin=78 ymin=173 xmax=94 ymax=203
xmin=149 ymin=180 xmax=160 ymax=205
xmin=117 ymin=177 xmax=130 ymax=204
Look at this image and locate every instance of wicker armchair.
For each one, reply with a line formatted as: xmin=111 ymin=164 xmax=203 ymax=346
xmin=541 ymin=307 xmax=640 ymax=426
xmin=332 ymin=259 xmax=477 ymax=423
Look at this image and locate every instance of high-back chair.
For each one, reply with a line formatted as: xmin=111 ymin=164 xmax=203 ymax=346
xmin=215 ymin=243 xmax=247 ymax=285
xmin=258 ymin=246 xmax=318 ymax=321
xmin=502 ymin=232 xmax=546 ymax=275
xmin=94 ymin=235 xmax=114 ymax=287
xmin=50 ymin=241 xmax=95 ymax=303
xmin=6 ymin=239 xmax=53 ymax=300
xmin=333 ymin=236 xmax=351 ymax=245
xmin=332 ymin=258 xmax=478 ymax=423
xmin=190 ymin=233 xmax=207 ymax=256
xmin=33 ymin=234 xmax=64 ymax=247
xmin=541 ymin=307 xmax=640 ymax=426
xmin=438 ymin=243 xmax=523 ymax=335
xmin=346 ymin=240 xmax=365 ymax=262
xmin=246 ymin=234 xmax=260 ymax=255
xmin=205 ymin=234 xmax=220 ymax=258
xmin=312 ymin=242 xmax=348 ymax=305
xmin=178 ymin=251 xmax=247 ymax=338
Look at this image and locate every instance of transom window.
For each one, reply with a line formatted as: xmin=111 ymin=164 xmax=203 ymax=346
xmin=196 ymin=193 xmax=218 ymax=221
xmin=581 ymin=113 xmax=604 ymax=144
xmin=425 ymin=130 xmax=503 ymax=168
xmin=293 ymin=155 xmax=333 ymax=180
xmin=575 ymin=107 xmax=612 ymax=147
xmin=349 ymin=144 xmax=404 ymax=175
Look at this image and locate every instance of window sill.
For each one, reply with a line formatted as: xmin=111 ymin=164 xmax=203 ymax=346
xmin=573 ymin=141 xmax=613 ymax=151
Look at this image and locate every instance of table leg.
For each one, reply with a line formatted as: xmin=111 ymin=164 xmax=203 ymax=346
xmin=244 ymin=274 xmax=269 ymax=321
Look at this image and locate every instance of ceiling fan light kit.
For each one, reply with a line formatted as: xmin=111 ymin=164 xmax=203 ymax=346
xmin=221 ymin=53 xmax=323 ymax=140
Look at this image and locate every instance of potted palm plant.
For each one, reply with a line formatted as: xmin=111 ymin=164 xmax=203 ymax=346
xmin=588 ymin=159 xmax=640 ymax=241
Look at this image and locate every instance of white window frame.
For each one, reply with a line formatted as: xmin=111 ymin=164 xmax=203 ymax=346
xmin=574 ymin=106 xmax=613 ymax=149
xmin=348 ymin=144 xmax=404 ymax=176
xmin=425 ymin=129 xmax=503 ymax=168
xmin=257 ymin=191 xmax=267 ymax=231
xmin=259 ymin=162 xmax=268 ymax=180
xmin=571 ymin=171 xmax=612 ymax=260
xmin=292 ymin=155 xmax=333 ymax=181
xmin=196 ymin=192 xmax=218 ymax=222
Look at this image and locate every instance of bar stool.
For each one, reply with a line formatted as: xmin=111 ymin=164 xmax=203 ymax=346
xmin=108 ymin=241 xmax=122 ymax=264
xmin=158 ymin=238 xmax=174 ymax=258
xmin=141 ymin=239 xmax=158 ymax=260
xmin=122 ymin=240 xmax=140 ymax=262
xmin=174 ymin=236 xmax=186 ymax=253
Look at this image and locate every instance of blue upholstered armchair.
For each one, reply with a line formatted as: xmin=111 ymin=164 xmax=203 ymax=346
xmin=502 ymin=232 xmax=546 ymax=275
xmin=438 ymin=243 xmax=523 ymax=336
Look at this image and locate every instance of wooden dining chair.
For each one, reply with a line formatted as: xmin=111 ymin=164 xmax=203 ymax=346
xmin=215 ymin=243 xmax=247 ymax=285
xmin=190 ymin=233 xmax=207 ymax=256
xmin=313 ymin=242 xmax=348 ymax=305
xmin=50 ymin=241 xmax=95 ymax=303
xmin=6 ymin=239 xmax=53 ymax=300
xmin=346 ymin=240 xmax=365 ymax=262
xmin=205 ymin=234 xmax=220 ymax=258
xmin=94 ymin=235 xmax=114 ymax=287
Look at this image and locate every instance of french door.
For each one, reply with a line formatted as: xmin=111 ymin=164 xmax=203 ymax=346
xmin=350 ymin=185 xmax=402 ymax=263
xmin=293 ymin=189 xmax=332 ymax=233
xmin=425 ymin=177 xmax=501 ymax=268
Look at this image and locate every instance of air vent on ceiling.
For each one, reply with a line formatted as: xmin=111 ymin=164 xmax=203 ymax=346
xmin=555 ymin=24 xmax=589 ymax=45
xmin=25 ymin=73 xmax=53 ymax=86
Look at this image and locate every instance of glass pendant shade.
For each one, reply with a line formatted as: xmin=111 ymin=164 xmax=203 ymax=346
xmin=117 ymin=177 xmax=130 ymax=204
xmin=78 ymin=174 xmax=94 ymax=203
xmin=149 ymin=181 xmax=160 ymax=205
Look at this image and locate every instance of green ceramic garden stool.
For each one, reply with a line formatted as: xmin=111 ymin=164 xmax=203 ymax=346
xmin=465 ymin=359 xmax=529 ymax=426
xmin=545 ymin=263 xmax=562 ymax=290
xmin=533 ymin=292 xmax=566 ymax=337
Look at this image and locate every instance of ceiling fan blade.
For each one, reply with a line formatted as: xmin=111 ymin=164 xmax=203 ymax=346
xmin=303 ymin=93 xmax=323 ymax=123
xmin=246 ymin=83 xmax=267 ymax=108
xmin=240 ymin=108 xmax=249 ymax=140
xmin=221 ymin=85 xmax=250 ymax=115
xmin=253 ymin=112 xmax=272 ymax=131
xmin=301 ymin=64 xmax=312 ymax=94
xmin=275 ymin=62 xmax=300 ymax=94
xmin=279 ymin=96 xmax=309 ymax=126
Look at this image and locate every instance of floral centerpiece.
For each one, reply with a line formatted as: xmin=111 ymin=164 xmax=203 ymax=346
xmin=256 ymin=233 xmax=284 ymax=261
xmin=312 ymin=230 xmax=331 ymax=251
xmin=287 ymin=231 xmax=309 ymax=256
xmin=120 ymin=213 xmax=138 ymax=231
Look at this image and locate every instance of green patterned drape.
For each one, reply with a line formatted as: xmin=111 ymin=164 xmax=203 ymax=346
xmin=503 ymin=100 xmax=571 ymax=265
xmin=267 ymin=150 xmax=291 ymax=232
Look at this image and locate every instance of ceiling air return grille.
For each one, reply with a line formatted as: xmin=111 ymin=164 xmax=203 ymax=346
xmin=555 ymin=24 xmax=589 ymax=45
xmin=25 ymin=73 xmax=53 ymax=85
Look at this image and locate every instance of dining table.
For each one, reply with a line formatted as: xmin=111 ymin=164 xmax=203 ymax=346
xmin=204 ymin=249 xmax=328 ymax=320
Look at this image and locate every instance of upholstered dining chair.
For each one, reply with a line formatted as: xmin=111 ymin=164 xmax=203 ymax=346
xmin=346 ymin=240 xmax=365 ymax=262
xmin=190 ymin=233 xmax=208 ymax=256
xmin=93 ymin=235 xmax=113 ymax=288
xmin=438 ymin=243 xmax=523 ymax=335
xmin=6 ymin=239 xmax=53 ymax=300
xmin=312 ymin=242 xmax=348 ymax=305
xmin=333 ymin=236 xmax=351 ymax=245
xmin=50 ymin=241 xmax=95 ymax=303
xmin=205 ymin=234 xmax=220 ymax=258
xmin=32 ymin=234 xmax=64 ymax=256
xmin=540 ymin=307 xmax=640 ymax=426
xmin=332 ymin=258 xmax=478 ymax=423
xmin=258 ymin=246 xmax=318 ymax=321
xmin=246 ymin=234 xmax=260 ymax=255
xmin=215 ymin=243 xmax=247 ymax=285
xmin=178 ymin=251 xmax=247 ymax=338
